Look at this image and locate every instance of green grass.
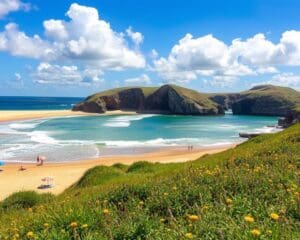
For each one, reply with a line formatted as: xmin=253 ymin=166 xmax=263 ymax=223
xmin=0 ymin=124 xmax=299 ymax=239
xmin=86 ymin=86 xmax=158 ymax=102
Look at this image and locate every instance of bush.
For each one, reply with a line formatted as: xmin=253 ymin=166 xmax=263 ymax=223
xmin=0 ymin=191 xmax=54 ymax=209
xmin=75 ymin=166 xmax=123 ymax=187
xmin=126 ymin=161 xmax=155 ymax=173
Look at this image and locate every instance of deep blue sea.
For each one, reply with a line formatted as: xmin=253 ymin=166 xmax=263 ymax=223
xmin=0 ymin=96 xmax=84 ymax=110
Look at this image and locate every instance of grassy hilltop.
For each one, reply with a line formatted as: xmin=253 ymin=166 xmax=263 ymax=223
xmin=0 ymin=124 xmax=299 ymax=239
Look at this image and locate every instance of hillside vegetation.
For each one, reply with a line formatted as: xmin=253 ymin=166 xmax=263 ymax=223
xmin=0 ymin=124 xmax=299 ymax=239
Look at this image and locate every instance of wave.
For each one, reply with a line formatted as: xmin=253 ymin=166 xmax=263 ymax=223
xmin=103 ymin=114 xmax=156 ymax=128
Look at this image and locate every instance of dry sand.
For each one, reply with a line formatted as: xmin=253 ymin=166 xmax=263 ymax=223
xmin=0 ymin=145 xmax=234 ymax=201
xmin=0 ymin=110 xmax=136 ymax=122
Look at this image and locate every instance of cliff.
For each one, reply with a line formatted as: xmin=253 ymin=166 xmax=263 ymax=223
xmin=231 ymin=85 xmax=300 ymax=116
xmin=73 ymin=85 xmax=223 ymax=115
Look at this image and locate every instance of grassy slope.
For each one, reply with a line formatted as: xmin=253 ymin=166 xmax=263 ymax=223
xmin=80 ymin=84 xmax=219 ymax=110
xmin=207 ymin=85 xmax=300 ymax=113
xmin=86 ymin=87 xmax=158 ymax=102
xmin=171 ymin=85 xmax=218 ymax=109
xmin=0 ymin=125 xmax=299 ymax=239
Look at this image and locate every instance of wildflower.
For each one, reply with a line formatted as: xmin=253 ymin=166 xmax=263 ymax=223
xmin=185 ymin=232 xmax=193 ymax=239
xmin=26 ymin=231 xmax=34 ymax=238
xmin=81 ymin=224 xmax=88 ymax=229
xmin=43 ymin=223 xmax=49 ymax=228
xmin=270 ymin=213 xmax=279 ymax=221
xmin=172 ymin=186 xmax=177 ymax=190
xmin=188 ymin=215 xmax=200 ymax=222
xmin=250 ymin=229 xmax=261 ymax=237
xmin=103 ymin=208 xmax=109 ymax=214
xmin=164 ymin=192 xmax=169 ymax=196
xmin=244 ymin=215 xmax=254 ymax=223
xmin=70 ymin=222 xmax=78 ymax=228
xmin=28 ymin=208 xmax=33 ymax=213
xmin=160 ymin=218 xmax=166 ymax=223
xmin=225 ymin=198 xmax=233 ymax=205
xmin=139 ymin=201 xmax=144 ymax=205
xmin=267 ymin=230 xmax=272 ymax=235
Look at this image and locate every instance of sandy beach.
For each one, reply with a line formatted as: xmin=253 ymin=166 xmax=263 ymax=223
xmin=0 ymin=145 xmax=234 ymax=201
xmin=0 ymin=110 xmax=136 ymax=122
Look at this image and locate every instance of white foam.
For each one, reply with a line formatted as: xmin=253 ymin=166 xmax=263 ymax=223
xmin=103 ymin=114 xmax=156 ymax=128
xmin=28 ymin=131 xmax=58 ymax=144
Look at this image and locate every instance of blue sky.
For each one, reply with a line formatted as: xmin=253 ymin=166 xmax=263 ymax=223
xmin=0 ymin=0 xmax=300 ymax=96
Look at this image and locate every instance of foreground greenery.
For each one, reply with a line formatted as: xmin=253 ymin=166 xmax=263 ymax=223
xmin=0 ymin=125 xmax=299 ymax=239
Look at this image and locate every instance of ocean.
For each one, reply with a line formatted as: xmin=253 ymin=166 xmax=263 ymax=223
xmin=0 ymin=96 xmax=84 ymax=110
xmin=0 ymin=97 xmax=281 ymax=163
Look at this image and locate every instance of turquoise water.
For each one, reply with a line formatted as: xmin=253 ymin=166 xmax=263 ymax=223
xmin=0 ymin=113 xmax=280 ymax=162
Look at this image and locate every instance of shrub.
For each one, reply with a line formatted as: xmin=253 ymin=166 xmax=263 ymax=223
xmin=0 ymin=191 xmax=54 ymax=209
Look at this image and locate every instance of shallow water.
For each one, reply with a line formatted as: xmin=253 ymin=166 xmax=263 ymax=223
xmin=0 ymin=113 xmax=280 ymax=163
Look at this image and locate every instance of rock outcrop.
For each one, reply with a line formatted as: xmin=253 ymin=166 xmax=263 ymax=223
xmin=73 ymin=85 xmax=223 ymax=115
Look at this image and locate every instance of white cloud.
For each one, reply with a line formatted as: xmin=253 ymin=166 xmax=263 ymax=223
xmin=154 ymin=31 xmax=300 ymax=84
xmin=14 ymin=72 xmax=21 ymax=81
xmin=33 ymin=62 xmax=103 ymax=85
xmin=0 ymin=23 xmax=53 ymax=59
xmin=0 ymin=0 xmax=30 ymax=19
xmin=0 ymin=3 xmax=145 ymax=71
xmin=126 ymin=26 xmax=143 ymax=46
xmin=124 ymin=74 xmax=151 ymax=85
xmin=263 ymin=73 xmax=300 ymax=90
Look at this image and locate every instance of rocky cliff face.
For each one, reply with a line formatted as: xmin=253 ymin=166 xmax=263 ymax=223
xmin=209 ymin=94 xmax=240 ymax=110
xmin=73 ymin=85 xmax=223 ymax=115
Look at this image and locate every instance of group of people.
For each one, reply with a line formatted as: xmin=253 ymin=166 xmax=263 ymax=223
xmin=187 ymin=145 xmax=194 ymax=151
xmin=18 ymin=155 xmax=46 ymax=171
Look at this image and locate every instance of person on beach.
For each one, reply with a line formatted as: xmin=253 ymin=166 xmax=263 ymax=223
xmin=37 ymin=155 xmax=46 ymax=166
xmin=19 ymin=165 xmax=26 ymax=171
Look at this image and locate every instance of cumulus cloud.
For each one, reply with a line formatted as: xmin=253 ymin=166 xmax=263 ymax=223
xmin=154 ymin=32 xmax=300 ymax=84
xmin=0 ymin=23 xmax=53 ymax=59
xmin=0 ymin=3 xmax=145 ymax=71
xmin=126 ymin=26 xmax=143 ymax=46
xmin=33 ymin=62 xmax=103 ymax=85
xmin=261 ymin=73 xmax=300 ymax=90
xmin=0 ymin=0 xmax=30 ymax=19
xmin=124 ymin=74 xmax=151 ymax=85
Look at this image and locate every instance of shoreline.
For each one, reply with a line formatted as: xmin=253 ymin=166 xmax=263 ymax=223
xmin=0 ymin=144 xmax=236 ymax=201
xmin=0 ymin=109 xmax=137 ymax=123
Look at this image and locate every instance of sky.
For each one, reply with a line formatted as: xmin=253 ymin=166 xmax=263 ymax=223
xmin=0 ymin=0 xmax=300 ymax=97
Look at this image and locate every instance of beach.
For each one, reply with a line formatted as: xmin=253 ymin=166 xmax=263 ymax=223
xmin=0 ymin=145 xmax=234 ymax=201
xmin=0 ymin=110 xmax=136 ymax=122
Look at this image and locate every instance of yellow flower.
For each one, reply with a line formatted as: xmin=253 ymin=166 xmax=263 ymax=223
xmin=28 ymin=208 xmax=33 ymax=213
xmin=160 ymin=218 xmax=166 ymax=223
xmin=270 ymin=213 xmax=279 ymax=221
xmin=267 ymin=230 xmax=272 ymax=235
xmin=70 ymin=222 xmax=78 ymax=228
xmin=188 ymin=215 xmax=200 ymax=222
xmin=244 ymin=215 xmax=255 ymax=223
xmin=185 ymin=232 xmax=193 ymax=239
xmin=26 ymin=231 xmax=34 ymax=238
xmin=103 ymin=208 xmax=109 ymax=214
xmin=250 ymin=229 xmax=261 ymax=237
xmin=164 ymin=192 xmax=169 ymax=196
xmin=225 ymin=198 xmax=233 ymax=205
xmin=43 ymin=223 xmax=49 ymax=228
xmin=139 ymin=201 xmax=144 ymax=205
xmin=172 ymin=186 xmax=177 ymax=190
xmin=81 ymin=224 xmax=88 ymax=229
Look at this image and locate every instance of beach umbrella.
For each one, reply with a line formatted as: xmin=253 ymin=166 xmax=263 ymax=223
xmin=0 ymin=161 xmax=5 ymax=166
